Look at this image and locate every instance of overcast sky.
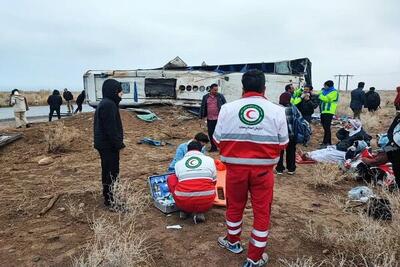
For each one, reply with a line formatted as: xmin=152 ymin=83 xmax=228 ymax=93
xmin=1 ymin=0 xmax=399 ymax=91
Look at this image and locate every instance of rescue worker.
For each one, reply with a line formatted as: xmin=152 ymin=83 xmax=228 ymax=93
xmin=291 ymin=85 xmax=318 ymax=123
xmin=167 ymin=141 xmax=217 ymax=224
xmin=167 ymin=132 xmax=209 ymax=172
xmin=394 ymin=86 xmax=400 ymax=112
xmin=94 ymin=79 xmax=125 ymax=208
xmin=214 ymin=70 xmax=288 ymax=267
xmin=319 ymin=80 xmax=339 ymax=148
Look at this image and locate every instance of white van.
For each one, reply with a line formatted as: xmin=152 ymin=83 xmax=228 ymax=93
xmin=83 ymin=57 xmax=311 ymax=108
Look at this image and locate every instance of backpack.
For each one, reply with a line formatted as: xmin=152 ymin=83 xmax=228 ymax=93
xmin=291 ymin=105 xmax=312 ymax=144
xmin=393 ymin=123 xmax=400 ymax=147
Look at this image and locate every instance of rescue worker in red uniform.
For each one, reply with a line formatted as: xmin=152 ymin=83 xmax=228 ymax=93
xmin=167 ymin=141 xmax=217 ymax=224
xmin=214 ymin=70 xmax=288 ymax=267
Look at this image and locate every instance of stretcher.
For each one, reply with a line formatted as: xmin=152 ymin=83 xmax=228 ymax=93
xmin=214 ymin=160 xmax=227 ymax=207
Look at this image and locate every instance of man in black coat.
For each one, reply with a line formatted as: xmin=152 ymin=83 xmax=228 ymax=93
xmin=74 ymin=90 xmax=86 ymax=114
xmin=63 ymin=88 xmax=74 ymax=113
xmin=94 ymin=79 xmax=125 ymax=207
xmin=47 ymin=90 xmax=63 ymax=121
xmin=365 ymin=87 xmax=381 ymax=112
xmin=199 ymin=84 xmax=226 ymax=152
xmin=350 ymin=82 xmax=366 ymax=119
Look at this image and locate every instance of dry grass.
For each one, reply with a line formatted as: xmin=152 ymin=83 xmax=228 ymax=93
xmin=0 ymin=90 xmax=81 ymax=107
xmin=301 ymin=190 xmax=400 ymax=266
xmin=279 ymin=257 xmax=324 ymax=267
xmin=305 ymin=163 xmax=348 ymax=189
xmin=73 ymin=179 xmax=154 ymax=267
xmin=44 ymin=122 xmax=79 ymax=153
xmin=65 ymin=198 xmax=85 ymax=220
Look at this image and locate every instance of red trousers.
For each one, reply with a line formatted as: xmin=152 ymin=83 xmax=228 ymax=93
xmin=225 ymin=164 xmax=274 ymax=262
xmin=167 ymin=174 xmax=215 ymax=213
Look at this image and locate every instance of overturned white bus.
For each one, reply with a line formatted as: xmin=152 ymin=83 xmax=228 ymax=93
xmin=83 ymin=57 xmax=312 ymax=108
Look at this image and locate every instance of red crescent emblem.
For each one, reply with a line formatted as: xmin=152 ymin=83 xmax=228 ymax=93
xmin=246 ymin=109 xmax=256 ymax=119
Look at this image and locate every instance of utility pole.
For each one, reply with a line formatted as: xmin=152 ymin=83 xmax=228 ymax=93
xmin=334 ymin=74 xmax=354 ymax=92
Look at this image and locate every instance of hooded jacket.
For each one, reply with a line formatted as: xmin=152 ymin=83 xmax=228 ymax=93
xmin=63 ymin=90 xmax=73 ymax=101
xmin=10 ymin=93 xmax=29 ymax=112
xmin=365 ymin=89 xmax=381 ymax=109
xmin=76 ymin=91 xmax=85 ymax=105
xmin=93 ymin=79 xmax=125 ymax=151
xmin=47 ymin=90 xmax=63 ymax=108
xmin=319 ymin=86 xmax=339 ymax=114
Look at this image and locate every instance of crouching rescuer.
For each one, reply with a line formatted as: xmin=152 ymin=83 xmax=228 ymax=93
xmin=214 ymin=70 xmax=288 ymax=267
xmin=167 ymin=141 xmax=217 ymax=224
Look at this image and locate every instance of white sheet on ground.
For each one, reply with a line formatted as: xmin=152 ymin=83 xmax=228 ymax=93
xmin=308 ymin=145 xmax=346 ymax=163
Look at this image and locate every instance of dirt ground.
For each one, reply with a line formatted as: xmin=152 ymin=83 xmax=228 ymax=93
xmin=0 ymin=105 xmax=395 ymax=267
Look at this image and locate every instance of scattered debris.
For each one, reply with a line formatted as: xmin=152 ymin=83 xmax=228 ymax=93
xmin=138 ymin=137 xmax=171 ymax=146
xmin=39 ymin=193 xmax=61 ymax=216
xmin=38 ymin=156 xmax=54 ymax=166
xmin=348 ymin=186 xmax=373 ymax=203
xmin=32 ymin=256 xmax=41 ymax=262
xmin=166 ymin=225 xmax=182 ymax=230
xmin=0 ymin=133 xmax=23 ymax=147
xmin=128 ymin=108 xmax=160 ymax=122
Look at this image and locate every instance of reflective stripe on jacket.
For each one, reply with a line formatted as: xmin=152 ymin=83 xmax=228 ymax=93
xmin=319 ymin=87 xmax=339 ymax=115
xmin=174 ymin=151 xmax=217 ymax=197
xmin=213 ymin=92 xmax=288 ymax=166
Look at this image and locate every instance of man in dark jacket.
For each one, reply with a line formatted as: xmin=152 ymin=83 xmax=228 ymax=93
xmin=199 ymin=84 xmax=226 ymax=152
xmin=63 ymin=88 xmax=74 ymax=113
xmin=74 ymin=90 xmax=86 ymax=114
xmin=350 ymin=82 xmax=366 ymax=119
xmin=94 ymin=79 xmax=125 ymax=207
xmin=365 ymin=87 xmax=381 ymax=112
xmin=295 ymin=85 xmax=318 ymax=123
xmin=47 ymin=90 xmax=63 ymax=121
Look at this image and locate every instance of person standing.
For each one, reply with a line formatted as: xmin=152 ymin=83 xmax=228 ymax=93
xmin=394 ymin=86 xmax=400 ymax=112
xmin=294 ymin=85 xmax=317 ymax=123
xmin=94 ymin=79 xmax=125 ymax=207
xmin=63 ymin=88 xmax=74 ymax=114
xmin=319 ymin=80 xmax=339 ymax=148
xmin=350 ymin=82 xmax=366 ymax=119
xmin=9 ymin=89 xmax=30 ymax=128
xmin=47 ymin=90 xmax=63 ymax=121
xmin=200 ymin=83 xmax=226 ymax=152
xmin=365 ymin=87 xmax=381 ymax=112
xmin=74 ymin=90 xmax=86 ymax=114
xmin=280 ymin=84 xmax=294 ymax=105
xmin=214 ymin=70 xmax=288 ymax=266
xmin=167 ymin=141 xmax=217 ymax=224
xmin=385 ymin=113 xmax=400 ymax=189
xmin=276 ymin=92 xmax=298 ymax=175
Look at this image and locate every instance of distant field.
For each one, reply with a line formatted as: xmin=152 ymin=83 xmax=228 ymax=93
xmin=0 ymin=90 xmax=81 ymax=108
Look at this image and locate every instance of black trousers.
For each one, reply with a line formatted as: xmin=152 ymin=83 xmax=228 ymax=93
xmin=74 ymin=103 xmax=83 ymax=113
xmin=387 ymin=150 xmax=400 ymax=186
xmin=276 ymin=139 xmax=296 ymax=172
xmin=98 ymin=149 xmax=120 ymax=206
xmin=49 ymin=107 xmax=61 ymax=121
xmin=320 ymin=113 xmax=333 ymax=145
xmin=352 ymin=108 xmax=362 ymax=119
xmin=207 ymin=119 xmax=218 ymax=150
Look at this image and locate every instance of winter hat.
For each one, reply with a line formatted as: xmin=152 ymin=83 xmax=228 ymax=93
xmin=348 ymin=119 xmax=362 ymax=130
